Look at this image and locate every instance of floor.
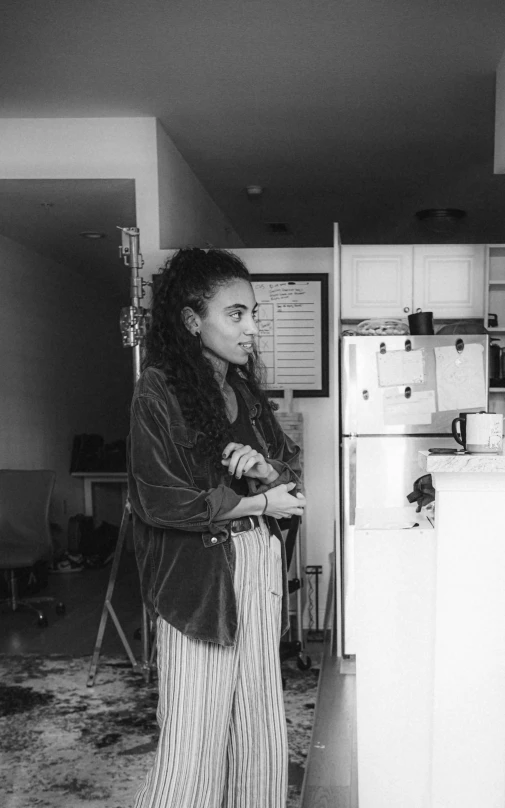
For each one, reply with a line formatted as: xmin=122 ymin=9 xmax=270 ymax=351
xmin=1 ymin=539 xmax=358 ymax=808
xmin=302 ymin=644 xmax=358 ymax=808
xmin=0 ymin=538 xmax=142 ymax=658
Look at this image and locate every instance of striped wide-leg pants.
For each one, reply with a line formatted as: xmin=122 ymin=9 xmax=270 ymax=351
xmin=134 ymin=518 xmax=288 ymax=808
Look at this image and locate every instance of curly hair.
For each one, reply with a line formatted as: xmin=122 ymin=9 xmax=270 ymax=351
xmin=143 ymin=248 xmax=270 ymax=470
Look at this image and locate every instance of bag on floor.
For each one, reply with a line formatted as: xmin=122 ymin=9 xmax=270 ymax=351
xmin=81 ymin=521 xmax=119 ymax=568
xmin=81 ymin=521 xmax=119 ymax=560
xmin=67 ymin=513 xmax=95 ymax=555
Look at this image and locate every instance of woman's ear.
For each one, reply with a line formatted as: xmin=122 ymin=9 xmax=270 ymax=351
xmin=182 ymin=306 xmax=201 ymax=335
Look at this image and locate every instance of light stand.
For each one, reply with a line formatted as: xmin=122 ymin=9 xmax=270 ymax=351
xmin=87 ymin=226 xmax=154 ymax=687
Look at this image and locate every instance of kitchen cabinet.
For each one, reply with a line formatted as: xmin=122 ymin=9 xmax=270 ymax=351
xmin=413 ymin=244 xmax=485 ymax=319
xmin=341 ymin=245 xmax=413 ymax=320
xmin=341 ymin=244 xmax=485 ymax=320
xmin=355 ymin=456 xmax=505 ymax=808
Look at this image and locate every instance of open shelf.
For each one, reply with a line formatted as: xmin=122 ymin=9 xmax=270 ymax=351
xmin=487 ymin=246 xmax=505 ymax=330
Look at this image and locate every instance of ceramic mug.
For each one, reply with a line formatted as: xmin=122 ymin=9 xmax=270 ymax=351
xmin=463 ymin=412 xmax=503 ymax=454
xmin=451 ymin=410 xmax=487 ymax=448
xmin=452 ymin=412 xmax=470 ymax=448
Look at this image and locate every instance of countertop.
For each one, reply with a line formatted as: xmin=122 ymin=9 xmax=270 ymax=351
xmin=419 ymin=450 xmax=505 ymax=473
xmin=355 ymin=505 xmax=433 ymax=530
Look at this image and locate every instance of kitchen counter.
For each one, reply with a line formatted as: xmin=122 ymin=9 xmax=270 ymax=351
xmin=354 ymin=452 xmax=505 ymax=808
xmin=419 ymin=449 xmax=505 ymax=473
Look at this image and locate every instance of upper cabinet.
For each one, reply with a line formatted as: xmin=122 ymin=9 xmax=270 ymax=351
xmin=341 ymin=245 xmax=413 ymax=320
xmin=341 ymin=244 xmax=485 ymax=320
xmin=412 ymin=245 xmax=486 ymax=319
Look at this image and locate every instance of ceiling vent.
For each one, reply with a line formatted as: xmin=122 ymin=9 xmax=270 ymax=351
xmin=415 ymin=208 xmax=466 ymax=223
xmin=266 ymin=222 xmax=291 ymax=235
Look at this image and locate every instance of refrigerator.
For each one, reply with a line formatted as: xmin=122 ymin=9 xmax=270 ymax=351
xmin=340 ymin=334 xmax=489 ymax=656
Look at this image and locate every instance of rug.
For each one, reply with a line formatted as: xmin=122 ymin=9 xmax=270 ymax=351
xmin=0 ymin=655 xmax=319 ymax=808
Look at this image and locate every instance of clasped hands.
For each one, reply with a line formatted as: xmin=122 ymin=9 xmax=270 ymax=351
xmin=222 ymin=442 xmax=306 ymax=519
xmin=222 ymin=441 xmax=273 ymax=481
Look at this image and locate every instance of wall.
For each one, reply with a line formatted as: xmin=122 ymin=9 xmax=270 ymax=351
xmin=141 ymin=246 xmax=336 ymax=626
xmin=0 ymin=118 xmax=242 ymax=266
xmin=0 ymin=120 xmax=335 ymax=603
xmin=0 ymin=118 xmax=160 ymax=255
xmin=0 ymin=116 xmax=244 ymax=528
xmin=495 ymin=50 xmax=505 ymax=174
xmin=0 ymin=233 xmax=132 ymax=525
xmin=232 ymin=248 xmax=335 ymax=627
xmin=156 ymin=121 xmax=243 ymax=251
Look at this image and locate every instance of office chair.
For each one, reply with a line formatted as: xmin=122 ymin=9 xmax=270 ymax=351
xmin=0 ymin=469 xmax=64 ymax=626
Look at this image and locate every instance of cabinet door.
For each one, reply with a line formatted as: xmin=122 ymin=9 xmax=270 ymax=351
xmin=341 ymin=245 xmax=413 ymax=319
xmin=413 ymin=245 xmax=485 ymax=318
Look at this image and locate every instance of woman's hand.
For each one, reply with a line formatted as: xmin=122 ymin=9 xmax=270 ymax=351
xmin=263 ymin=482 xmax=306 ymax=519
xmin=222 ymin=442 xmax=274 ymax=481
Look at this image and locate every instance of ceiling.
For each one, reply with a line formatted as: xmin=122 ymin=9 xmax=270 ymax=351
xmin=1 ymin=0 xmax=505 ymax=283
xmin=0 ymin=179 xmax=136 ymax=297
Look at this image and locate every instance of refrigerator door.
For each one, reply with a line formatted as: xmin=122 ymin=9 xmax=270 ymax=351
xmin=341 ymin=335 xmax=488 ymax=436
xmin=340 ymin=434 xmax=455 ymax=656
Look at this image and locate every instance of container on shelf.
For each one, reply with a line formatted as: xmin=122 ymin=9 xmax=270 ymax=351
xmin=490 ymin=338 xmax=502 ymax=380
xmin=487 ymin=246 xmax=505 ymax=331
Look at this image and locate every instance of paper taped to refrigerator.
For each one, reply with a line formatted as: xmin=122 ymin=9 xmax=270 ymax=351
xmin=377 ymin=349 xmax=425 ymax=387
xmin=434 ymin=343 xmax=486 ymax=412
xmin=383 ymin=388 xmax=436 ymax=426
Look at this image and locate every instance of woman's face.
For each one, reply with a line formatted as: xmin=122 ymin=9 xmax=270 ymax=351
xmin=195 ymin=278 xmax=259 ymax=366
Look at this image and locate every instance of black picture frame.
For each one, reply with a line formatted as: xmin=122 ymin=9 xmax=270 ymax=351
xmin=250 ymin=272 xmax=329 ymax=397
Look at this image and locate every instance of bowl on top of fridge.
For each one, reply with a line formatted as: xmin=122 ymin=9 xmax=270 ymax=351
xmin=355 ymin=319 xmax=409 ymax=336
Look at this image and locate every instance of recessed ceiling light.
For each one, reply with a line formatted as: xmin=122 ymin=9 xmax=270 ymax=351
xmin=79 ymin=231 xmax=106 ymax=239
xmin=245 ymin=185 xmax=264 ymax=198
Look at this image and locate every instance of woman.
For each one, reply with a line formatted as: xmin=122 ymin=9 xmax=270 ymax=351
xmin=128 ymin=247 xmax=305 ymax=808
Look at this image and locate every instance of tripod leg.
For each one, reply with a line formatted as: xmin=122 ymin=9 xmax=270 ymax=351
xmin=141 ymin=604 xmax=152 ymax=683
xmin=87 ymin=501 xmax=136 ymax=687
xmin=149 ymin=620 xmax=158 ymax=667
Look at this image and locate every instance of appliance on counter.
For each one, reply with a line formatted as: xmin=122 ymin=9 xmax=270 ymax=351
xmin=340 ymin=334 xmax=489 ymax=657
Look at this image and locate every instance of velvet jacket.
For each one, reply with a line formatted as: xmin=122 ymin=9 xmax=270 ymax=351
xmin=127 ymin=366 xmax=302 ymax=646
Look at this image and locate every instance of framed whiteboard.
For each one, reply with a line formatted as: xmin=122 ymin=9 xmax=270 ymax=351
xmin=251 ymin=273 xmax=329 ymax=397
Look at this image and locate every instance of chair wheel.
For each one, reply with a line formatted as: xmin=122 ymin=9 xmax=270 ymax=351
xmin=37 ymin=615 xmax=48 ymax=627
xmin=55 ymin=602 xmax=66 ymax=615
xmin=296 ymin=654 xmax=312 ymax=671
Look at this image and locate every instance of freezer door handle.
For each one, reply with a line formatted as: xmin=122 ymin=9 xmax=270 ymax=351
xmin=342 ymin=437 xmax=357 ymax=527
xmin=343 ymin=342 xmax=358 ymax=434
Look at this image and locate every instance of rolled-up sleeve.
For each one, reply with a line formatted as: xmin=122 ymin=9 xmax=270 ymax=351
xmin=128 ymin=394 xmax=242 ymax=543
